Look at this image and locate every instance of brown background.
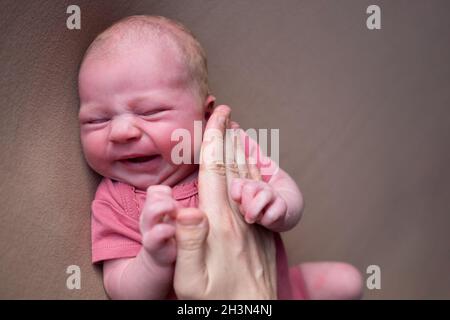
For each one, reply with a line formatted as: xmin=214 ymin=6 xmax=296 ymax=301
xmin=1 ymin=0 xmax=449 ymax=299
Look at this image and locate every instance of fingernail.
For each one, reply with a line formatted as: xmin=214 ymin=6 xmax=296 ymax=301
xmin=178 ymin=213 xmax=203 ymax=226
xmin=246 ymin=218 xmax=255 ymax=224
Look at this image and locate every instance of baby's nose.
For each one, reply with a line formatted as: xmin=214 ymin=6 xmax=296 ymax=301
xmin=109 ymin=115 xmax=142 ymax=143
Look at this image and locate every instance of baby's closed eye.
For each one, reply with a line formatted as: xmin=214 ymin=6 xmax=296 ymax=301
xmin=85 ymin=118 xmax=110 ymax=124
xmin=137 ymin=107 xmax=170 ymax=117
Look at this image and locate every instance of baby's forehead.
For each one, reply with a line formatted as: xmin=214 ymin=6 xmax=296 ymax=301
xmin=79 ymin=18 xmax=204 ymax=97
xmin=85 ymin=21 xmax=188 ymax=62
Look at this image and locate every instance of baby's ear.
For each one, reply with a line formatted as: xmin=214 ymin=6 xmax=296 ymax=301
xmin=203 ymin=95 xmax=216 ymax=121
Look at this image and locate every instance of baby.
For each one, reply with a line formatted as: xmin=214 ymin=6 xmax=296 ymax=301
xmin=78 ymin=15 xmax=361 ymax=300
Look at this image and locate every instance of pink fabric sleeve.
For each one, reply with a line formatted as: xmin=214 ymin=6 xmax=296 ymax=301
xmin=91 ymin=178 xmax=142 ymax=263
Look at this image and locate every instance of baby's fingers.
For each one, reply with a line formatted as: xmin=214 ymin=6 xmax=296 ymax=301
xmin=140 ymin=186 xmax=177 ymax=234
xmin=140 ymin=200 xmax=176 ymax=232
xmin=230 ymin=120 xmax=240 ymax=129
xmin=239 ymin=181 xmax=266 ymax=221
xmin=142 ymin=224 xmax=176 ymax=251
xmin=241 ymin=180 xmax=265 ymax=207
xmin=230 ymin=178 xmax=245 ymax=202
xmin=142 ymin=224 xmax=177 ymax=265
xmin=259 ymin=197 xmax=287 ymax=227
xmin=245 ymin=188 xmax=275 ymax=224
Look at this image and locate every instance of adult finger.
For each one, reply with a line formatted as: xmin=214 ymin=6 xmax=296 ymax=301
xmin=233 ymin=128 xmax=250 ymax=179
xmin=174 ymin=208 xmax=209 ymax=298
xmin=198 ymin=105 xmax=231 ymax=214
xmin=200 ymin=105 xmax=230 ymax=173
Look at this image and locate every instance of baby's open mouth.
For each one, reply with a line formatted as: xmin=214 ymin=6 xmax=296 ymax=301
xmin=121 ymin=155 xmax=160 ymax=163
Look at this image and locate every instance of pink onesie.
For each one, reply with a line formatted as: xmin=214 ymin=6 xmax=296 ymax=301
xmin=91 ymin=177 xmax=308 ymax=299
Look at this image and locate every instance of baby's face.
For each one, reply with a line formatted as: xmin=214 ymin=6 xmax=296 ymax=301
xmin=78 ymin=42 xmax=209 ymax=190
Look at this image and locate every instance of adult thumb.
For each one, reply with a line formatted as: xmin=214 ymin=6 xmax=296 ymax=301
xmin=174 ymin=208 xmax=209 ymax=298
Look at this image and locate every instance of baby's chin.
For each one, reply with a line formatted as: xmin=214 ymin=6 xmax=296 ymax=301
xmin=108 ymin=165 xmax=195 ymax=191
xmin=108 ymin=172 xmax=163 ymax=191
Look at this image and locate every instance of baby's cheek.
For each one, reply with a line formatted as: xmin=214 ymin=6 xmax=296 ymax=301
xmin=158 ymin=125 xmax=198 ymax=165
xmin=81 ymin=133 xmax=108 ymax=167
xmin=154 ymin=128 xmax=182 ymax=162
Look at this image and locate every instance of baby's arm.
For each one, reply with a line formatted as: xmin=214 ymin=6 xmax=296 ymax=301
xmin=229 ymin=125 xmax=304 ymax=232
xmin=265 ymin=168 xmax=304 ymax=231
xmin=102 ymin=185 xmax=177 ymax=299
xmin=231 ymin=169 xmax=304 ymax=232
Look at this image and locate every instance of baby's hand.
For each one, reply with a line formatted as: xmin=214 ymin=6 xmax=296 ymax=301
xmin=140 ymin=185 xmax=178 ymax=267
xmin=230 ymin=178 xmax=288 ymax=230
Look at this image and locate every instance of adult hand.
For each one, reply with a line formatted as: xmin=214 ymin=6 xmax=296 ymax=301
xmin=173 ymin=105 xmax=277 ymax=299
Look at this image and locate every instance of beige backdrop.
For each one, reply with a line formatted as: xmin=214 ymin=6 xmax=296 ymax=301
xmin=1 ymin=0 xmax=449 ymax=299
